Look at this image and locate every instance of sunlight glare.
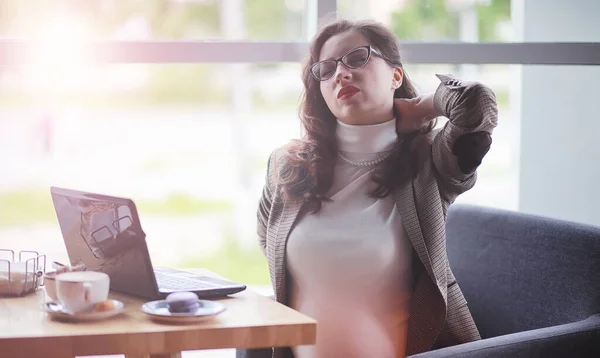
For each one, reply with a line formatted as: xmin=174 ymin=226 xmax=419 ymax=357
xmin=28 ymin=13 xmax=92 ymax=91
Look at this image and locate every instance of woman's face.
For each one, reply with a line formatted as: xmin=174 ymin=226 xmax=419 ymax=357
xmin=317 ymin=30 xmax=403 ymax=126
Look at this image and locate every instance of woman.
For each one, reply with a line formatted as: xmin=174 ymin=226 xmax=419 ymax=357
xmin=255 ymin=18 xmax=498 ymax=358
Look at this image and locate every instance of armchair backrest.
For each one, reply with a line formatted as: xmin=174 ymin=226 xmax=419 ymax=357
xmin=446 ymin=204 xmax=600 ymax=338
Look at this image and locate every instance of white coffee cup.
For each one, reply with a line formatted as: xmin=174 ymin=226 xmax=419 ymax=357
xmin=56 ymin=271 xmax=110 ymax=313
xmin=43 ymin=270 xmax=58 ymax=301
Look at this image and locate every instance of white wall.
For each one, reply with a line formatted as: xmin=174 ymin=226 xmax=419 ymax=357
xmin=517 ymin=0 xmax=600 ymax=226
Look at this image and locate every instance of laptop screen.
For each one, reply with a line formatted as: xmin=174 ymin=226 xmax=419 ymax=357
xmin=50 ymin=187 xmax=161 ymax=299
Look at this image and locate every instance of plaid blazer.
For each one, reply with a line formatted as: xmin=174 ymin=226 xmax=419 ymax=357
xmin=256 ymin=74 xmax=499 ymax=358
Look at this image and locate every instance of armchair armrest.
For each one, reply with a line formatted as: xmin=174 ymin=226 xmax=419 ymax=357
xmin=409 ymin=314 xmax=600 ymax=358
xmin=236 ymin=347 xmax=273 ymax=358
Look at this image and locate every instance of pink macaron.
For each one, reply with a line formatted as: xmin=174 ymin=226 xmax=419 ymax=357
xmin=166 ymin=291 xmax=200 ymax=313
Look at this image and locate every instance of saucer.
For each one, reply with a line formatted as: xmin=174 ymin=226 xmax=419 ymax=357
xmin=141 ymin=299 xmax=226 ymax=324
xmin=42 ymin=299 xmax=125 ymax=322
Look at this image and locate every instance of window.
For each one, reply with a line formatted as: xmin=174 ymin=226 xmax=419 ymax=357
xmin=339 ymin=0 xmax=514 ymax=42
xmin=0 ymin=0 xmax=308 ymax=40
xmin=0 ymin=62 xmax=304 ymax=287
xmin=0 ymin=0 xmax=598 ymax=295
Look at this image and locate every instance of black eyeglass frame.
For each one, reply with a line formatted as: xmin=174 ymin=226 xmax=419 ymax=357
xmin=310 ymin=45 xmax=389 ymax=81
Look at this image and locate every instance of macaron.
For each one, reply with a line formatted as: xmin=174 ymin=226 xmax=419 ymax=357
xmin=166 ymin=291 xmax=200 ymax=313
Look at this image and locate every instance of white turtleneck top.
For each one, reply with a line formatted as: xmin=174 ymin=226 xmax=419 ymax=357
xmin=286 ymin=118 xmax=414 ymax=358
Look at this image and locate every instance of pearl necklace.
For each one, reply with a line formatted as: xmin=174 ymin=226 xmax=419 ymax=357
xmin=338 ymin=152 xmax=391 ymax=167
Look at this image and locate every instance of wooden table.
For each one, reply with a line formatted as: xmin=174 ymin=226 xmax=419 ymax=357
xmin=0 ymin=269 xmax=316 ymax=358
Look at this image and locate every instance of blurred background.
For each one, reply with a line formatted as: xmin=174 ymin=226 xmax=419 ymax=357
xmin=0 ymin=0 xmax=517 ymax=288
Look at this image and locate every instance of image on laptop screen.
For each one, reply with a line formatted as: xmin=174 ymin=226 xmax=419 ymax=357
xmin=50 ymin=187 xmax=161 ymax=299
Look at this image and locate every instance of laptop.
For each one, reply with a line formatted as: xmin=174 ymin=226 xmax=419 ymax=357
xmin=50 ymin=186 xmax=246 ymax=300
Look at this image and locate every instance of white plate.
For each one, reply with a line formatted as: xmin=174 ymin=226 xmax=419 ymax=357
xmin=42 ymin=299 xmax=125 ymax=322
xmin=141 ymin=299 xmax=226 ymax=324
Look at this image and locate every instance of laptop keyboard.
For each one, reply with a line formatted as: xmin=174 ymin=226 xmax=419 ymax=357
xmin=155 ymin=271 xmax=214 ymax=290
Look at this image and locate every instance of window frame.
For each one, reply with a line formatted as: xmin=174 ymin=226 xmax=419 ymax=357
xmin=0 ymin=0 xmax=598 ymax=66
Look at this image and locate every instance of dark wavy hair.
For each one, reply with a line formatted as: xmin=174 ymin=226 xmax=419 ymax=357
xmin=277 ymin=19 xmax=436 ymax=212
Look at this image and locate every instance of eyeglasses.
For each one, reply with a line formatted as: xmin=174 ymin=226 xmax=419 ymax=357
xmin=310 ymin=45 xmax=387 ymax=81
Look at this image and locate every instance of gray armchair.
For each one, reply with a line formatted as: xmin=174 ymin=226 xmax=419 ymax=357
xmin=239 ymin=204 xmax=600 ymax=357
xmin=410 ymin=204 xmax=600 ymax=357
